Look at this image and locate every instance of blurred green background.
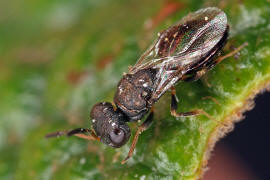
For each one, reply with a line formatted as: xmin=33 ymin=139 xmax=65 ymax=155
xmin=1 ymin=0 xmax=270 ymax=179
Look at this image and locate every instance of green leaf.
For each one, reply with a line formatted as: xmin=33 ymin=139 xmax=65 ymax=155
xmin=1 ymin=0 xmax=270 ymax=179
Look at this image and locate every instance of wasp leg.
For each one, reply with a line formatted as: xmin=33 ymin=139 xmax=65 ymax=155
xmin=121 ymin=109 xmax=154 ymax=164
xmin=182 ymin=69 xmax=207 ymax=82
xmin=202 ymin=96 xmax=221 ymax=106
xmin=170 ymin=87 xmax=202 ymax=117
xmin=201 ymin=75 xmax=211 ymax=87
xmin=183 ymin=43 xmax=248 ymax=85
xmin=215 ymin=42 xmax=248 ymax=64
xmin=182 ymin=68 xmax=212 ymax=87
xmin=170 ymin=87 xmax=216 ymax=122
xmin=45 ymin=128 xmax=100 ymax=141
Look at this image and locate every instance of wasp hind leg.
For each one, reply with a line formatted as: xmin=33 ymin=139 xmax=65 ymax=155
xmin=214 ymin=42 xmax=248 ymax=65
xmin=121 ymin=109 xmax=154 ymax=164
xmin=183 ymin=43 xmax=248 ymax=85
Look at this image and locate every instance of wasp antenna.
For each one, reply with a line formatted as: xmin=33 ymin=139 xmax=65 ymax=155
xmin=45 ymin=128 xmax=100 ymax=141
xmin=45 ymin=130 xmax=69 ymax=138
xmin=66 ymin=128 xmax=91 ymax=136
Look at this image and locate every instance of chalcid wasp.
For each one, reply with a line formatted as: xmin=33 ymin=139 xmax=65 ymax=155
xmin=46 ymin=7 xmax=247 ymax=164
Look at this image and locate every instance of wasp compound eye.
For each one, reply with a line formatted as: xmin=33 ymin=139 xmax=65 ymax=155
xmin=109 ymin=128 xmax=125 ymax=145
xmin=90 ymin=102 xmax=131 ymax=148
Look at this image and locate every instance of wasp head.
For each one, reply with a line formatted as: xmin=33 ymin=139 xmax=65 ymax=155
xmin=90 ymin=102 xmax=131 ymax=148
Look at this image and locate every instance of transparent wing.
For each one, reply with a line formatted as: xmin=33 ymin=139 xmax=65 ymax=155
xmin=129 ymin=7 xmax=228 ymax=100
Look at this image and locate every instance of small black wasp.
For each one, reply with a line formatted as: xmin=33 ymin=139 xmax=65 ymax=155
xmin=46 ymin=7 xmax=247 ymax=164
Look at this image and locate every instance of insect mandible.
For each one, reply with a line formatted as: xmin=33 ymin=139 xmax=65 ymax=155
xmin=46 ymin=7 xmax=247 ymax=164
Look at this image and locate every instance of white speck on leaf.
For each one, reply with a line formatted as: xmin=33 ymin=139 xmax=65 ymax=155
xmin=140 ymin=175 xmax=146 ymax=180
xmin=80 ymin=158 xmax=86 ymax=165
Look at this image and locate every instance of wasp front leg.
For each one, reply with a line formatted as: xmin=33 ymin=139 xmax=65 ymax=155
xmin=121 ymin=109 xmax=154 ymax=164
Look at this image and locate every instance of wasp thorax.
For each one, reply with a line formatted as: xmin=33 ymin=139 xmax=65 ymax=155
xmin=90 ymin=102 xmax=130 ymax=148
xmin=114 ymin=69 xmax=157 ymax=121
